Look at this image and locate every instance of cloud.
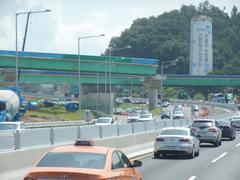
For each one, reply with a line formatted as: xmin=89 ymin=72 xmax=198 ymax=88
xmin=0 ymin=15 xmax=15 ymax=49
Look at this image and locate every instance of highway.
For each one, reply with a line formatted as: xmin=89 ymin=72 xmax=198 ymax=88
xmin=138 ymin=131 xmax=240 ymax=180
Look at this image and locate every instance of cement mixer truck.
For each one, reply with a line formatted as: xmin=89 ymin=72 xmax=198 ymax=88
xmin=0 ymin=86 xmax=25 ymax=122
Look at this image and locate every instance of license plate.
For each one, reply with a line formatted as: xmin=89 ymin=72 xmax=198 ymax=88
xmin=165 ymin=146 xmax=178 ymax=150
xmin=198 ymin=131 xmax=207 ymax=135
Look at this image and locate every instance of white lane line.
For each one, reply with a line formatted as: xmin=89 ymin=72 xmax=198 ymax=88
xmin=188 ymin=176 xmax=197 ymax=180
xmin=236 ymin=143 xmax=240 ymax=147
xmin=211 ymin=152 xmax=227 ymax=163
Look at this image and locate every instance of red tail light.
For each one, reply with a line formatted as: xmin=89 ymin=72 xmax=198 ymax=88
xmin=209 ymin=128 xmax=217 ymax=133
xmin=179 ymin=138 xmax=191 ymax=143
xmin=156 ymin=138 xmax=165 ymax=142
xmin=24 ymin=177 xmax=35 ymax=180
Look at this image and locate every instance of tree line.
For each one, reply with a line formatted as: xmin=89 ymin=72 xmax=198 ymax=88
xmin=105 ymin=1 xmax=240 ymax=75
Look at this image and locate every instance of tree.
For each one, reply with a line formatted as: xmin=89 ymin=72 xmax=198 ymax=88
xmin=106 ymin=1 xmax=240 ymax=75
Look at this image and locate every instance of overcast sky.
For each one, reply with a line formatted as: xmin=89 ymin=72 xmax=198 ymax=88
xmin=0 ymin=0 xmax=239 ymax=56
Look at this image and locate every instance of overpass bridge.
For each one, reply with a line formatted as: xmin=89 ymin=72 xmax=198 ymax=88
xmin=0 ymin=50 xmax=158 ymax=85
xmin=0 ymin=50 xmax=239 ymax=87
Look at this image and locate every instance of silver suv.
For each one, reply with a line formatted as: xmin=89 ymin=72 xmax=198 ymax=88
xmin=190 ymin=119 xmax=222 ymax=147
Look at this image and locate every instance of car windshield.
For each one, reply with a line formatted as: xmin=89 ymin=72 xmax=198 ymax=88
xmin=96 ymin=118 xmax=111 ymax=123
xmin=37 ymin=152 xmax=106 ymax=169
xmin=192 ymin=121 xmax=214 ymax=128
xmin=0 ymin=124 xmax=17 ymax=131
xmin=129 ymin=113 xmax=139 ymax=117
xmin=160 ymin=129 xmax=188 ymax=136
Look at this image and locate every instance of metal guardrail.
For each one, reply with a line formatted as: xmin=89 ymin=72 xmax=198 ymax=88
xmin=0 ymin=100 xmax=236 ymax=152
xmin=25 ymin=120 xmax=92 ymax=128
xmin=0 ymin=119 xmax=191 ymax=151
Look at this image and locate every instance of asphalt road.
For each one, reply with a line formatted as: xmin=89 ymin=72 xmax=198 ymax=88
xmin=138 ymin=131 xmax=240 ymax=180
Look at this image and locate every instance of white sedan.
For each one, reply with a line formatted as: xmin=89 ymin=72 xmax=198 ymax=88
xmin=95 ymin=117 xmax=114 ymax=126
xmin=154 ymin=127 xmax=200 ymax=159
xmin=137 ymin=113 xmax=153 ymax=122
xmin=127 ymin=112 xmax=141 ymax=123
xmin=172 ymin=110 xmax=185 ymax=119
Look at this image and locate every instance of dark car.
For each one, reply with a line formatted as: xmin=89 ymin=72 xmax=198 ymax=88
xmin=161 ymin=111 xmax=171 ymax=119
xmin=218 ymin=121 xmax=236 ymax=140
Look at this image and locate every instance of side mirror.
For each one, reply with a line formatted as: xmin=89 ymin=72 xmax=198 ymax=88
xmin=132 ymin=160 xmax=142 ymax=167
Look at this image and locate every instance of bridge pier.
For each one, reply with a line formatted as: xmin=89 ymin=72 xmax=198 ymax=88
xmin=144 ymin=75 xmax=162 ymax=111
xmin=148 ymin=89 xmax=158 ymax=111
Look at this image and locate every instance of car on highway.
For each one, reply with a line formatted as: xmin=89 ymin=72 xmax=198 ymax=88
xmin=127 ymin=112 xmax=141 ymax=123
xmin=218 ymin=120 xmax=236 ymax=140
xmin=161 ymin=100 xmax=170 ymax=107
xmin=24 ymin=139 xmax=142 ymax=180
xmin=0 ymin=121 xmax=27 ymax=131
xmin=160 ymin=111 xmax=171 ymax=119
xmin=231 ymin=115 xmax=240 ymax=130
xmin=137 ymin=113 xmax=154 ymax=122
xmin=154 ymin=127 xmax=200 ymax=159
xmin=172 ymin=110 xmax=185 ymax=119
xmin=95 ymin=117 xmax=114 ymax=125
xmin=190 ymin=119 xmax=222 ymax=147
xmin=173 ymin=104 xmax=182 ymax=111
xmin=191 ymin=104 xmax=200 ymax=112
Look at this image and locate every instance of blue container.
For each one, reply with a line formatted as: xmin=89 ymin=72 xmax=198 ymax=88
xmin=65 ymin=102 xmax=79 ymax=112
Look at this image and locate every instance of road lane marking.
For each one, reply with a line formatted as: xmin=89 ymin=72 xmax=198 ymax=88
xmin=211 ymin=152 xmax=227 ymax=163
xmin=188 ymin=176 xmax=196 ymax=180
xmin=236 ymin=143 xmax=240 ymax=147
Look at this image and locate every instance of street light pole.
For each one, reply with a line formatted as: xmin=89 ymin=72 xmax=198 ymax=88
xmin=160 ymin=62 xmax=164 ymax=109
xmin=77 ymin=34 xmax=105 ymax=117
xmin=15 ymin=9 xmax=51 ymax=88
xmin=15 ymin=13 xmax=18 ymax=88
xmin=160 ymin=59 xmax=179 ymax=109
xmin=107 ymin=45 xmax=131 ymax=115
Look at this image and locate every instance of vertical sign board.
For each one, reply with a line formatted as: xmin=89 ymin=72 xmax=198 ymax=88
xmin=190 ymin=16 xmax=213 ymax=75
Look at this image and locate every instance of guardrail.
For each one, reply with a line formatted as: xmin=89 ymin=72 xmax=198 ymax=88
xmin=1 ymin=100 xmax=237 ymax=151
xmin=25 ymin=120 xmax=92 ymax=128
xmin=172 ymin=99 xmax=238 ymax=111
xmin=0 ymin=119 xmax=190 ymax=151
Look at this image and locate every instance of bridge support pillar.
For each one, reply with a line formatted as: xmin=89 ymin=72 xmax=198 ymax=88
xmin=144 ymin=75 xmax=161 ymax=111
xmin=148 ymin=89 xmax=158 ymax=111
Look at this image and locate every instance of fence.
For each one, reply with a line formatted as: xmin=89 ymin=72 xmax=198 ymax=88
xmin=0 ymin=119 xmax=190 ymax=151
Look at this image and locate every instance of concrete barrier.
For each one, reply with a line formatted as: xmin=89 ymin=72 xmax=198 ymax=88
xmin=0 ymin=131 xmax=158 ymax=180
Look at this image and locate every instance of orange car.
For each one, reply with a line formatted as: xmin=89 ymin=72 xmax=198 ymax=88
xmin=24 ymin=139 xmax=142 ymax=180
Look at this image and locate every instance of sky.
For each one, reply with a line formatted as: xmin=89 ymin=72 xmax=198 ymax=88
xmin=0 ymin=0 xmax=239 ymax=56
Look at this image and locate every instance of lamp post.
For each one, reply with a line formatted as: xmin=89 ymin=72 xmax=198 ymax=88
xmin=15 ymin=9 xmax=51 ymax=88
xmin=77 ymin=34 xmax=105 ymax=115
xmin=107 ymin=45 xmax=131 ymax=115
xmin=160 ymin=59 xmax=179 ymax=108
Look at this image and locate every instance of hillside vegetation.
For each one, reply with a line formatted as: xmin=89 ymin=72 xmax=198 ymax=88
xmin=106 ymin=1 xmax=240 ymax=75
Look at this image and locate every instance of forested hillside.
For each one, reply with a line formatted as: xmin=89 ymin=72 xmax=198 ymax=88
xmin=106 ymin=1 xmax=240 ymax=75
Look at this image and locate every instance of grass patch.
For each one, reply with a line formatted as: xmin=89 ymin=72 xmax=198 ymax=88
xmin=26 ymin=105 xmax=85 ymax=121
xmin=151 ymin=108 xmax=161 ymax=116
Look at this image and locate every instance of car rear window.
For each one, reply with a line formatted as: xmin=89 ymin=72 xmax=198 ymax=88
xmin=218 ymin=121 xmax=230 ymax=126
xmin=37 ymin=152 xmax=106 ymax=169
xmin=97 ymin=118 xmax=111 ymax=123
xmin=160 ymin=129 xmax=188 ymax=136
xmin=192 ymin=121 xmax=214 ymax=128
xmin=140 ymin=114 xmax=151 ymax=118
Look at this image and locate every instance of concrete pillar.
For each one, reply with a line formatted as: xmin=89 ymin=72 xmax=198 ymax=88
xmin=148 ymin=88 xmax=158 ymax=111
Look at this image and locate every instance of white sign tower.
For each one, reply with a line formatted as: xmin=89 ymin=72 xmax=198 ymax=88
xmin=190 ymin=16 xmax=213 ymax=75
